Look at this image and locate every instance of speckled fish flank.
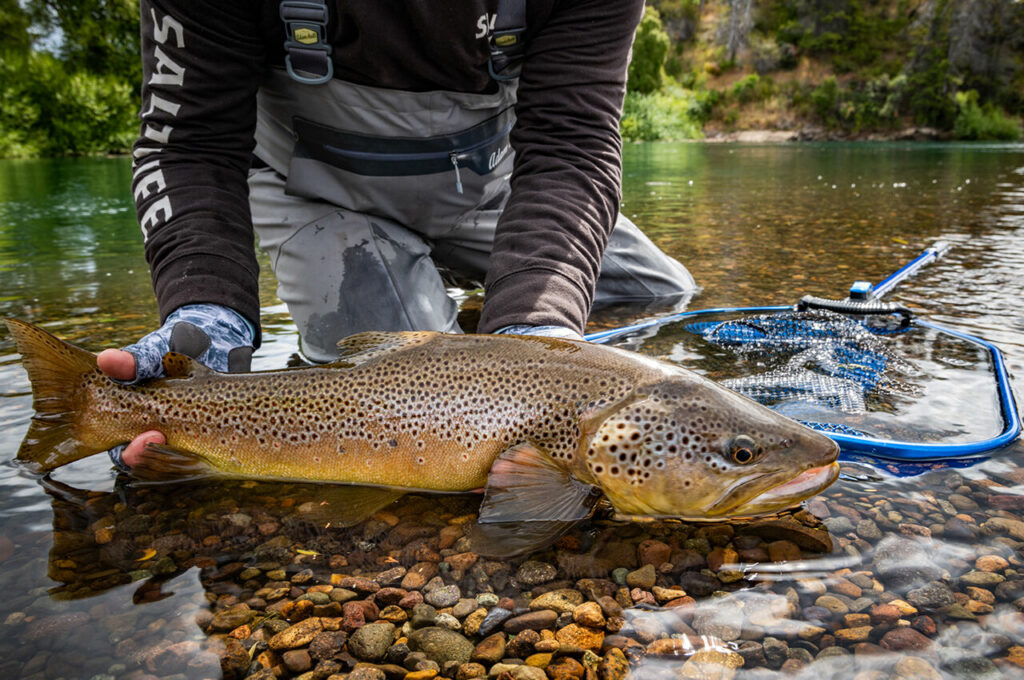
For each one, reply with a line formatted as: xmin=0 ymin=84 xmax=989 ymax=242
xmin=5 ymin=319 xmax=839 ymax=522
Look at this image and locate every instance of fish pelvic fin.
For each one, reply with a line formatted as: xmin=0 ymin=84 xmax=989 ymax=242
xmin=5 ymin=319 xmax=101 ymax=473
xmin=480 ymin=443 xmax=600 ymax=523
xmin=132 ymin=443 xmax=218 ymax=482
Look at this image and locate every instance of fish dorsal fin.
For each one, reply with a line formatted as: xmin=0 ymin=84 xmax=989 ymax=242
xmin=161 ymin=352 xmax=213 ymax=378
xmin=335 ymin=331 xmax=436 ymax=365
xmin=479 ymin=443 xmax=600 ymax=523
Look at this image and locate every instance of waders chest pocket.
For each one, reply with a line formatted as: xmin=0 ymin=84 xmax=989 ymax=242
xmin=291 ymin=109 xmax=515 ymax=193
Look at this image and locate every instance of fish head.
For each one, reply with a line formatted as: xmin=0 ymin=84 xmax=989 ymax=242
xmin=585 ymin=373 xmax=839 ymax=520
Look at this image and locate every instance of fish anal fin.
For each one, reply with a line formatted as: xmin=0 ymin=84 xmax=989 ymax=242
xmin=296 ymin=485 xmax=405 ymax=528
xmin=468 ymin=519 xmax=580 ymax=558
xmin=480 ymin=443 xmax=599 ymax=524
xmin=335 ymin=331 xmax=436 ymax=364
xmin=133 ymin=443 xmax=216 ymax=482
xmin=161 ymin=352 xmax=213 ymax=379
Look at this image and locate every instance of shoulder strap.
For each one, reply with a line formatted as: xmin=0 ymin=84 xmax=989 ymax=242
xmin=280 ymin=0 xmax=334 ymax=85
xmin=488 ymin=0 xmax=527 ymax=81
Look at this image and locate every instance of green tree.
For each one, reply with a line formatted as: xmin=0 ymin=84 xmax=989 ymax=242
xmin=905 ymin=0 xmax=958 ymax=128
xmin=28 ymin=0 xmax=140 ymax=80
xmin=0 ymin=0 xmax=32 ymax=54
xmin=628 ymin=6 xmax=671 ymax=94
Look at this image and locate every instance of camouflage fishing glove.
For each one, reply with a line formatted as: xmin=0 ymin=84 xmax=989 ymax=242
xmin=109 ymin=303 xmax=255 ymax=469
xmin=493 ymin=324 xmax=584 ymax=341
xmin=118 ymin=303 xmax=256 ymax=383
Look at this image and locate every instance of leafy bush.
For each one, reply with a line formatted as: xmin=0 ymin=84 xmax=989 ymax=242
xmin=0 ymin=50 xmax=137 ymax=157
xmin=621 ymin=87 xmax=705 ymax=141
xmin=810 ymin=76 xmax=840 ymax=127
xmin=729 ymin=73 xmax=774 ymax=103
xmin=628 ymin=6 xmax=671 ymax=95
xmin=953 ymin=90 xmax=1022 ymax=141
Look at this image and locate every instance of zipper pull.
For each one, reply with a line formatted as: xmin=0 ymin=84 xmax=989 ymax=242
xmin=450 ymin=152 xmax=464 ymax=194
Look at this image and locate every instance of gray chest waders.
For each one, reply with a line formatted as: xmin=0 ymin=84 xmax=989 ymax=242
xmin=252 ymin=0 xmax=696 ymax=363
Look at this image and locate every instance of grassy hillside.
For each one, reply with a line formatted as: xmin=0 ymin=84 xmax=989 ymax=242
xmin=623 ymin=0 xmax=1023 ymax=140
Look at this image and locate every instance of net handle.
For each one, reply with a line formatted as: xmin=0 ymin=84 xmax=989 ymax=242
xmin=871 ymin=241 xmax=950 ymax=299
xmin=796 ymin=295 xmax=913 ymax=326
xmin=584 ymin=242 xmax=949 ymax=344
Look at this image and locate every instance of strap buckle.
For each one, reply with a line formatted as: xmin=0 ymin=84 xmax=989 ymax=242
xmin=488 ymin=27 xmax=526 ymax=81
xmin=280 ymin=0 xmax=333 ymax=85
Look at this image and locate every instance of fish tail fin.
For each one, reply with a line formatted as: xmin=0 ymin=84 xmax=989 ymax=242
xmin=5 ymin=319 xmax=102 ymax=472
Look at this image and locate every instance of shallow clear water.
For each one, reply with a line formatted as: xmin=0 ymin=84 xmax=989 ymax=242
xmin=0 ymin=144 xmax=1022 ymax=679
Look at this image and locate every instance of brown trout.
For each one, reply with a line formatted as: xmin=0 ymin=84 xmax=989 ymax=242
xmin=5 ymin=319 xmax=839 ymax=523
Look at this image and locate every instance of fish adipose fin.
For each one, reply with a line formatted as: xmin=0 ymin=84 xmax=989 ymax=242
xmin=334 ymin=331 xmax=435 ymax=365
xmin=479 ymin=443 xmax=600 ymax=523
xmin=5 ymin=319 xmax=102 ymax=472
xmin=133 ymin=443 xmax=217 ymax=482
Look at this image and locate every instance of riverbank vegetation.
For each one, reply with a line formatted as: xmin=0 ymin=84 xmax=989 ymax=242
xmin=1 ymin=0 xmax=1021 ymax=157
xmin=625 ymin=0 xmax=1023 ymax=141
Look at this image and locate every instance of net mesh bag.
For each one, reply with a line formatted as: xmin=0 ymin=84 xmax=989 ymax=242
xmin=685 ymin=310 xmax=922 ymax=435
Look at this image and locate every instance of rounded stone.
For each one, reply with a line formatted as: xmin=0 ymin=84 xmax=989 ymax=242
xmin=573 ymin=601 xmax=606 ymax=628
xmin=960 ymin=571 xmax=1005 ymax=587
xmin=268 ymin=617 xmax=324 ymax=650
xmin=906 ymin=582 xmax=955 ymax=609
xmin=210 ymin=604 xmax=255 ymax=632
xmin=975 ymin=555 xmax=1009 ymax=573
xmin=470 ymin=632 xmax=506 ymax=664
xmin=555 ymin=623 xmax=604 ymax=652
xmin=407 ymin=626 xmax=475 ymax=667
xmin=281 ymin=649 xmax=312 ymax=673
xmin=879 ymin=627 xmax=934 ymax=652
xmin=814 ymin=595 xmax=849 ymax=615
xmin=834 ymin=626 xmax=872 ymax=643
xmin=637 ymin=539 xmax=672 ymax=567
xmin=425 ymin=585 xmax=462 ymax=609
xmin=348 ymin=622 xmax=396 ymax=662
xmin=625 ymin=564 xmax=657 ymax=590
xmin=503 ymin=610 xmax=557 ymax=634
xmin=515 ymin=561 xmax=557 ymax=586
xmin=529 ymin=589 xmax=583 ymax=614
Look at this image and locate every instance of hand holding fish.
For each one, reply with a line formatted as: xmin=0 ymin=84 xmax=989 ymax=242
xmin=96 ymin=304 xmax=255 ymax=467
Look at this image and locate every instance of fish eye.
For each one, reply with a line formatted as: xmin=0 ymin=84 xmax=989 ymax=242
xmin=727 ymin=435 xmax=759 ymax=465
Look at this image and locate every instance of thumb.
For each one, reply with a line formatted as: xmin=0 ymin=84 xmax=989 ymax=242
xmin=97 ymin=349 xmax=138 ymax=382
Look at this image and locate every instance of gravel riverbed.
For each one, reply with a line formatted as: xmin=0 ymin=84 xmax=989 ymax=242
xmin=3 ymin=462 xmax=1024 ymax=680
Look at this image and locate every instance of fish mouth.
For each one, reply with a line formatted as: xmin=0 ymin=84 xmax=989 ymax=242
xmin=722 ymin=462 xmax=840 ymax=516
xmin=703 ymin=461 xmax=840 ymax=517
xmin=758 ymin=462 xmax=840 ymax=502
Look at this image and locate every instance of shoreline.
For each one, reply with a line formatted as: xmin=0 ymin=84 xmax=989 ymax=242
xmin=701 ymin=126 xmax=952 ymax=143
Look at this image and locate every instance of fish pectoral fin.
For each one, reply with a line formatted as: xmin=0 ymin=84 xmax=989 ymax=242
xmin=479 ymin=443 xmax=600 ymax=524
xmin=295 ymin=485 xmax=405 ymax=528
xmin=133 ymin=443 xmax=216 ymax=482
xmin=161 ymin=352 xmax=214 ymax=378
xmin=333 ymin=331 xmax=435 ymax=365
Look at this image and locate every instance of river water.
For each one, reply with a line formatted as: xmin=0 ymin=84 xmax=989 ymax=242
xmin=0 ymin=143 xmax=1022 ymax=679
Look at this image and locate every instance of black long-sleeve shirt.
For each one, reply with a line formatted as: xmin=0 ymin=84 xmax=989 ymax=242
xmin=132 ymin=0 xmax=644 ymax=341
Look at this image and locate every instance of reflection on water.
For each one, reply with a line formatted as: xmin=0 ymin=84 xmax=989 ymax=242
xmin=1 ymin=143 xmax=1023 ymax=679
